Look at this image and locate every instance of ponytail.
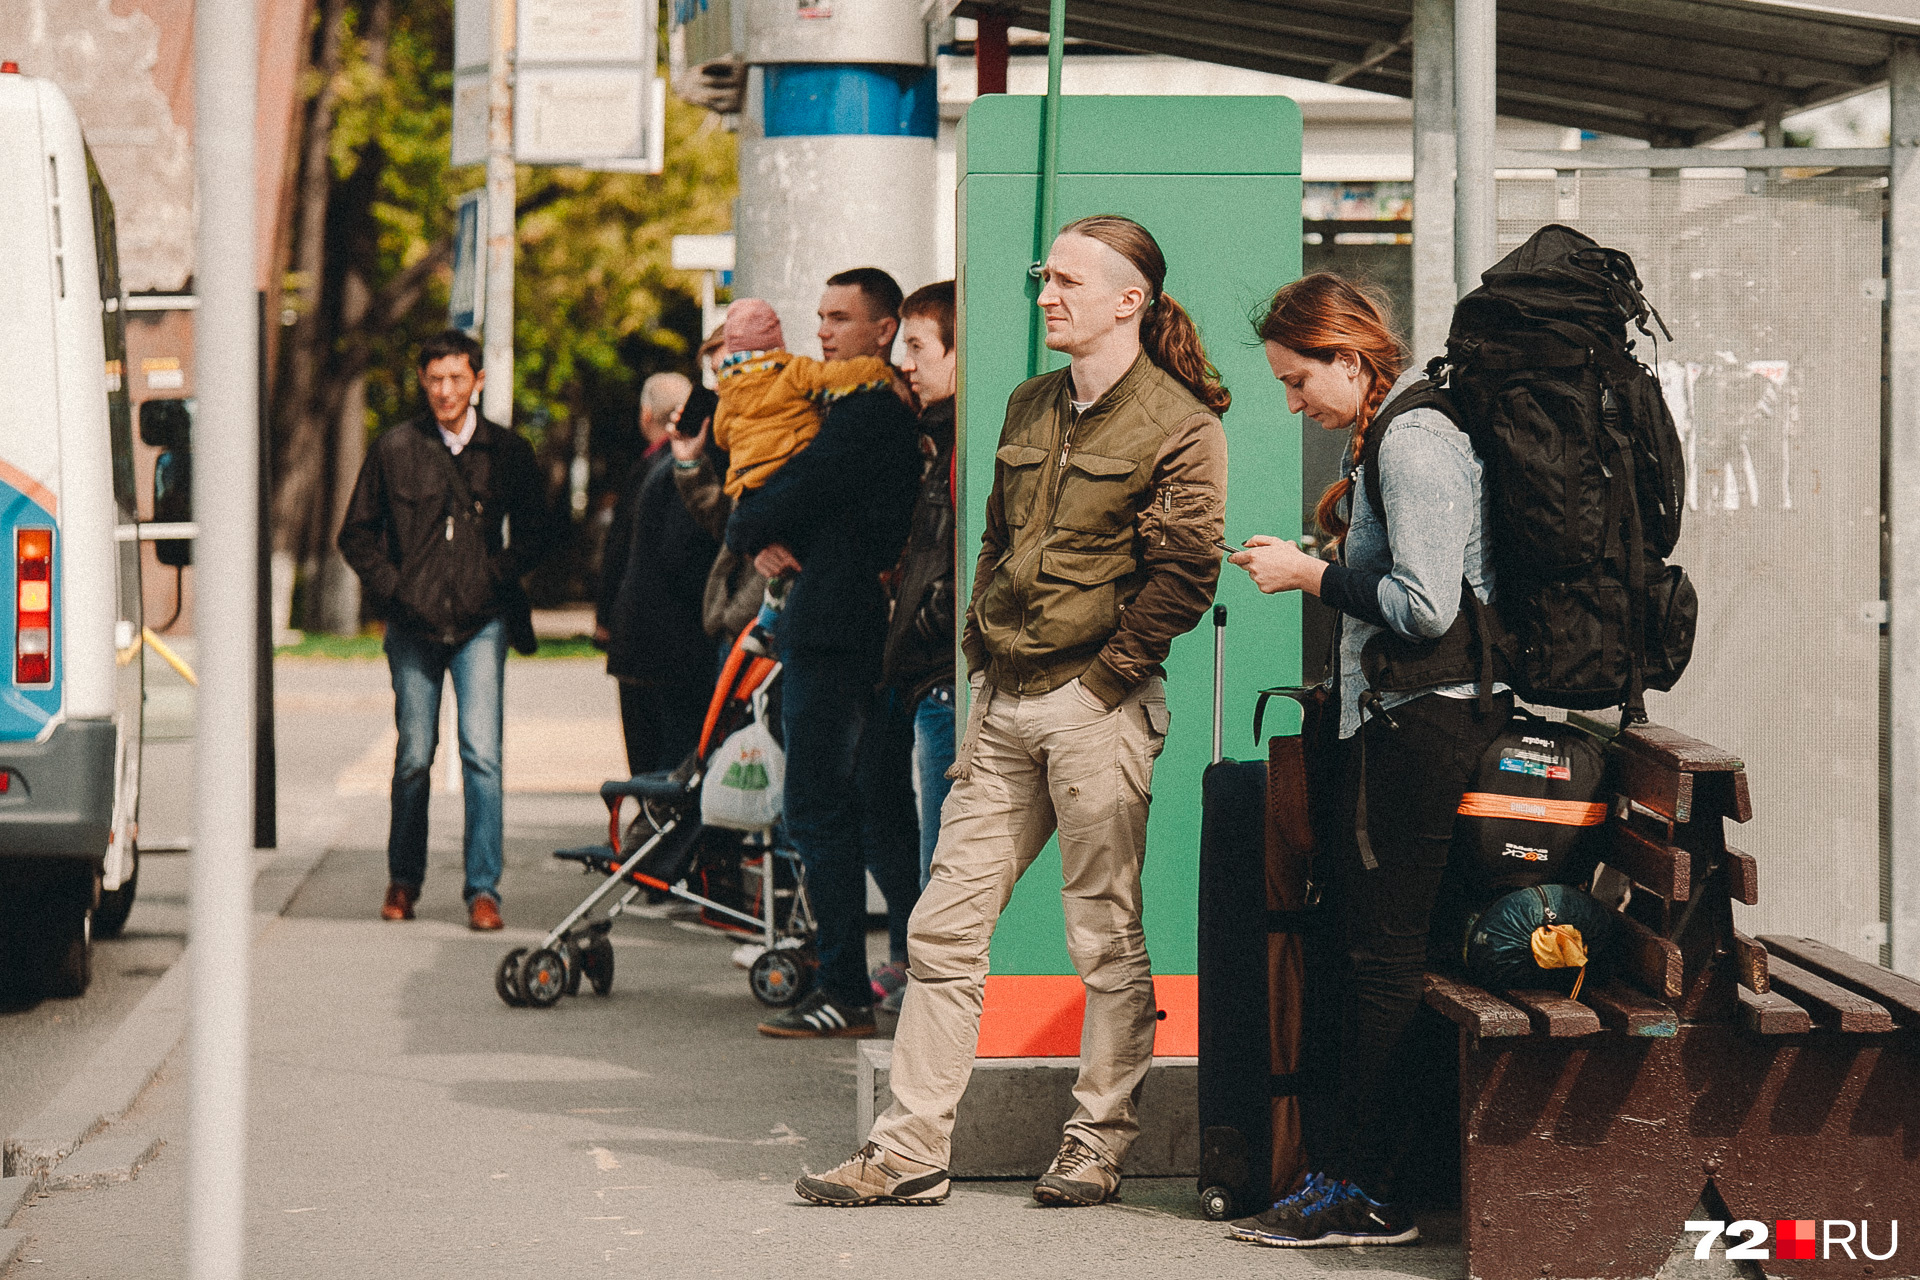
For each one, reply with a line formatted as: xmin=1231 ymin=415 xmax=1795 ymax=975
xmin=1058 ymin=214 xmax=1230 ymax=416
xmin=1256 ymin=273 xmax=1405 ymax=546
xmin=1141 ymin=292 xmax=1231 ymax=415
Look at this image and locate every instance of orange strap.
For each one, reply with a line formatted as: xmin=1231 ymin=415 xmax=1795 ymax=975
xmin=1456 ymin=792 xmax=1607 ymax=826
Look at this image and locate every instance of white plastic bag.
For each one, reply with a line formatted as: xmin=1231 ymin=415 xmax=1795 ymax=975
xmin=701 ymin=697 xmax=785 ymax=831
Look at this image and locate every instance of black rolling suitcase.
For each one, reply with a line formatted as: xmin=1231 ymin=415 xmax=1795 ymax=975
xmin=1195 ymin=606 xmax=1329 ymax=1222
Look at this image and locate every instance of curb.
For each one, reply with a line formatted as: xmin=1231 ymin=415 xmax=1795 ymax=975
xmin=44 ymin=1135 xmax=164 ymax=1191
xmin=0 ymin=1176 xmax=37 ymax=1227
xmin=1 ymin=842 xmax=328 ymax=1182
xmin=0 ymin=1228 xmax=26 ymax=1271
xmin=2 ymin=960 xmax=187 ymax=1181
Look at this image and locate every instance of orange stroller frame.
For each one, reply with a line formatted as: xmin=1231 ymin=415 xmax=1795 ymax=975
xmin=494 ymin=628 xmax=816 ymax=1009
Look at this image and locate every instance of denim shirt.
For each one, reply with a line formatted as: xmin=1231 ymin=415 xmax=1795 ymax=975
xmin=1331 ymin=368 xmax=1497 ymax=738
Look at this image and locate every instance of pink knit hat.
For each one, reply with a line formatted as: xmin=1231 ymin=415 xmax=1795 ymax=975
xmin=724 ymin=298 xmax=785 ymax=355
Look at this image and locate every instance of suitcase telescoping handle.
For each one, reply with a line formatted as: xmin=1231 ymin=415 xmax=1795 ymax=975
xmin=1211 ymin=604 xmax=1227 ymax=764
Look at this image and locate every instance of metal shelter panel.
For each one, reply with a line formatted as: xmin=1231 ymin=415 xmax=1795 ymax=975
xmin=1499 ymin=172 xmax=1885 ymax=959
xmin=950 ymin=0 xmax=1907 ymax=145
xmin=956 ymin=95 xmax=1302 ymax=987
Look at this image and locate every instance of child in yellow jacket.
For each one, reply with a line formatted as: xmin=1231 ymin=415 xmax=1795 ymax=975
xmin=713 ymin=298 xmax=895 ymax=500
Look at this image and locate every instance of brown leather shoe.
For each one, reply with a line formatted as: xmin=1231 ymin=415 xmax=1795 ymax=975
xmin=468 ymin=894 xmax=503 ymax=931
xmin=381 ymin=882 xmax=417 ymax=921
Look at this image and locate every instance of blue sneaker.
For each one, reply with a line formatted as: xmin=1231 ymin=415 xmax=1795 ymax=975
xmin=1226 ymin=1171 xmax=1336 ymax=1242
xmin=1233 ymin=1177 xmax=1419 ymax=1247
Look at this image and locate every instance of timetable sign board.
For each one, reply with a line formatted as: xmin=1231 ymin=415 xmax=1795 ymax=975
xmin=515 ymin=68 xmax=650 ymax=164
xmin=519 ymin=0 xmax=653 ymax=63
xmin=449 ymin=0 xmax=661 ymax=168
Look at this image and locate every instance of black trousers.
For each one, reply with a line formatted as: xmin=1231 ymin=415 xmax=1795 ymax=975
xmin=1319 ymin=689 xmax=1511 ymax=1197
xmin=618 ymin=677 xmax=710 ymax=778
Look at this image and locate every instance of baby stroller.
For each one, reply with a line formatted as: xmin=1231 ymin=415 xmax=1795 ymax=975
xmin=494 ymin=629 xmax=817 ymax=1010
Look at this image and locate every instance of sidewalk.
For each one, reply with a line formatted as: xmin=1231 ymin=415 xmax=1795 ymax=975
xmin=3 ymin=657 xmax=1465 ymax=1279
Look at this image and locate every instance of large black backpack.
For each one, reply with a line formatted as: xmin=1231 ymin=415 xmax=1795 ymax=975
xmin=1427 ymin=224 xmax=1697 ymax=720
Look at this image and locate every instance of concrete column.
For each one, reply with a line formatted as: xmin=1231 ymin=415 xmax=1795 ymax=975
xmin=734 ymin=0 xmax=936 ymax=351
xmin=1889 ymin=36 xmax=1920 ymax=977
xmin=1453 ymin=0 xmax=1496 ymax=296
xmin=1411 ymin=0 xmax=1456 ymax=360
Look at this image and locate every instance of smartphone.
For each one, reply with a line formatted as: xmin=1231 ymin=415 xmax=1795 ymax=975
xmin=675 ymin=384 xmax=718 ymax=437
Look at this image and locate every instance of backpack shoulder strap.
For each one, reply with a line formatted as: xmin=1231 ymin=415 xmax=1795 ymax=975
xmin=1357 ymin=379 xmax=1458 ymax=525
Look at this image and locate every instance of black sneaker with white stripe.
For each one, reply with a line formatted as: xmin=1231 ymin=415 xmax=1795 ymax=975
xmin=758 ymin=988 xmax=877 ymax=1038
xmin=1235 ymin=1178 xmax=1419 ymax=1247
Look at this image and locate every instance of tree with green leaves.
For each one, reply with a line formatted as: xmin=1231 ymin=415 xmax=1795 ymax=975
xmin=272 ymin=0 xmax=735 ymax=631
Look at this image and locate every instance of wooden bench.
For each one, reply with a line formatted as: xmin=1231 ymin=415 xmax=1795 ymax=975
xmin=1424 ymin=720 xmax=1920 ymax=1280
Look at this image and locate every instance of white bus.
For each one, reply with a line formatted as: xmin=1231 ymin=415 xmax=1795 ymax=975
xmin=0 ymin=67 xmax=144 ymax=996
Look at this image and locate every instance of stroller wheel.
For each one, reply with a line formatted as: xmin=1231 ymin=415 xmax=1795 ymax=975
xmin=521 ymin=947 xmax=568 ymax=1008
xmin=749 ymin=946 xmax=812 ymax=1008
xmin=495 ymin=947 xmax=530 ymax=1007
xmin=562 ymin=935 xmax=586 ymax=997
xmin=583 ymin=936 xmax=615 ymax=996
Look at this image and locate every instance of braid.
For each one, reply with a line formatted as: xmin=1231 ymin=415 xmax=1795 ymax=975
xmin=1258 ymin=272 xmax=1406 ymax=548
xmin=1314 ymin=372 xmax=1398 ymax=543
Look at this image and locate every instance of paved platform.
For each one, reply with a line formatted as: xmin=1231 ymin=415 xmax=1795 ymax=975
xmin=0 ymin=657 xmax=1485 ymax=1278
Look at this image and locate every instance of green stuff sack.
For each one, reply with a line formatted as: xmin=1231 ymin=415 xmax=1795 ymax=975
xmin=1463 ymin=883 xmax=1616 ymax=998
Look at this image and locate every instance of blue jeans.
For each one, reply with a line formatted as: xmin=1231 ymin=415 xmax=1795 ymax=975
xmin=385 ymin=617 xmax=506 ymax=904
xmin=912 ymin=684 xmax=956 ymax=888
xmin=857 ymin=686 xmax=924 ymax=967
xmin=780 ymin=649 xmax=919 ymax=1007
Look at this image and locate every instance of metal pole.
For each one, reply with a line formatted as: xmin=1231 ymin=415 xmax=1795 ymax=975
xmin=1028 ymin=0 xmax=1066 ymax=377
xmin=1411 ymin=0 xmax=1456 ymax=359
xmin=1888 ymin=36 xmax=1920 ymax=977
xmin=1211 ymin=606 xmax=1226 ymax=764
xmin=189 ymin=0 xmax=257 ymax=1271
xmin=1452 ymin=0 xmax=1496 ymax=297
xmin=481 ymin=0 xmax=516 ymax=425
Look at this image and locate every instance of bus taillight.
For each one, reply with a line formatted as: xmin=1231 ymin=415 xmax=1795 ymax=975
xmin=15 ymin=528 xmax=51 ymax=685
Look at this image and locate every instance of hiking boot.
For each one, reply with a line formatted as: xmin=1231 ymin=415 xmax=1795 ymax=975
xmin=1233 ymin=1177 xmax=1419 ymax=1247
xmin=757 ymin=989 xmax=877 ymax=1038
xmin=1031 ymin=1136 xmax=1120 ymax=1206
xmin=794 ymin=1142 xmax=949 ymax=1206
xmin=1227 ymin=1171 xmax=1336 ymax=1242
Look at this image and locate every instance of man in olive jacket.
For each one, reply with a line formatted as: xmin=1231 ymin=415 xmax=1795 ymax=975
xmin=338 ymin=329 xmax=552 ymax=931
xmin=799 ymin=217 xmax=1227 ymax=1210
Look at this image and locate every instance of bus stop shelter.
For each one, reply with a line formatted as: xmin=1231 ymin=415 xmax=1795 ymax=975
xmin=954 ymin=0 xmax=1920 ymax=979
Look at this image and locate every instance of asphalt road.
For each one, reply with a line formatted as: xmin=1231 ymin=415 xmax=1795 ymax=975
xmin=0 ymin=849 xmax=188 ymax=1145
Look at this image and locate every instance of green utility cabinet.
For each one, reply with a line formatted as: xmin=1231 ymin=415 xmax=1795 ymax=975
xmin=956 ymin=95 xmax=1303 ymax=1054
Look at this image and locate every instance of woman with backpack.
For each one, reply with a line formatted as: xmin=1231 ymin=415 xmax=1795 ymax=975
xmin=1224 ymin=273 xmax=1512 ymax=1248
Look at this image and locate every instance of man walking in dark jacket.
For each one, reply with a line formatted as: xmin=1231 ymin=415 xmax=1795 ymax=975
xmin=338 ymin=329 xmax=552 ymax=931
xmin=726 ymin=268 xmax=922 ymax=1038
xmin=594 ymin=372 xmax=712 ymax=776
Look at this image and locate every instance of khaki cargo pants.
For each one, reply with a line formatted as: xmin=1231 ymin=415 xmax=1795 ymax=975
xmin=867 ymin=675 xmax=1169 ymax=1171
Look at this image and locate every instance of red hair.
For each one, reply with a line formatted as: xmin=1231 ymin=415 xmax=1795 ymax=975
xmin=1256 ymin=273 xmax=1405 ymax=544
